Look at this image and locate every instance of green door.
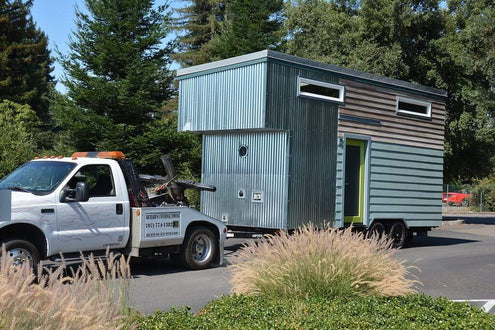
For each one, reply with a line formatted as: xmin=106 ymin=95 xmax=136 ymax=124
xmin=344 ymin=139 xmax=365 ymax=224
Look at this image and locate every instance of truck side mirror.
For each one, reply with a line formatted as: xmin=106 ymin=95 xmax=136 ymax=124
xmin=60 ymin=182 xmax=90 ymax=203
xmin=75 ymin=181 xmax=89 ymax=202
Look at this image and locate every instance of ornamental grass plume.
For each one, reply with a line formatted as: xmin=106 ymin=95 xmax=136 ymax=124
xmin=229 ymin=225 xmax=419 ymax=300
xmin=0 ymin=248 xmax=130 ymax=329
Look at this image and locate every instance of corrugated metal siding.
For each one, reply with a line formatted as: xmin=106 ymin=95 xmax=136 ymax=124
xmin=200 ymin=132 xmax=289 ymax=229
xmin=369 ymin=142 xmax=443 ymax=227
xmin=178 ymin=62 xmax=267 ymax=132
xmin=266 ymin=62 xmax=339 ymax=229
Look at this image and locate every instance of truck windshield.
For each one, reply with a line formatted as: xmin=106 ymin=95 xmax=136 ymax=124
xmin=0 ymin=161 xmax=76 ymax=195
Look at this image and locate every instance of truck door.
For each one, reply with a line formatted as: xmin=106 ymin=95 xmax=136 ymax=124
xmin=56 ymin=163 xmax=126 ymax=253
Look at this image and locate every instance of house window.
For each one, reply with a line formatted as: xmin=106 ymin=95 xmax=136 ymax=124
xmin=298 ymin=77 xmax=344 ymax=103
xmin=396 ymin=96 xmax=431 ymax=119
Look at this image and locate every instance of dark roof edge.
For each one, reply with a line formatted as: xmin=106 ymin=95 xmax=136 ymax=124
xmin=176 ymin=50 xmax=448 ymax=98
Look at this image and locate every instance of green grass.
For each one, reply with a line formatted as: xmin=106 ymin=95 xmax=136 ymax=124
xmin=134 ymin=294 xmax=495 ymax=329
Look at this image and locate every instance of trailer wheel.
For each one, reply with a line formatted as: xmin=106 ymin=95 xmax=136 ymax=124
xmin=367 ymin=221 xmax=385 ymax=239
xmin=389 ymin=222 xmax=407 ymax=249
xmin=1 ymin=239 xmax=40 ymax=271
xmin=180 ymin=227 xmax=217 ymax=270
xmin=462 ymin=198 xmax=469 ymax=207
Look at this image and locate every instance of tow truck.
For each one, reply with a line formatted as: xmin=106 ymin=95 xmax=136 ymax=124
xmin=0 ymin=151 xmax=226 ymax=270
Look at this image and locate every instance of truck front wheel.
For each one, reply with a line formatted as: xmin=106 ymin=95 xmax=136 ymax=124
xmin=1 ymin=239 xmax=41 ymax=270
xmin=180 ymin=227 xmax=217 ymax=270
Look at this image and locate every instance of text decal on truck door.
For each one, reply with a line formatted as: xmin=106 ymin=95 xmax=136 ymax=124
xmin=143 ymin=212 xmax=181 ymax=239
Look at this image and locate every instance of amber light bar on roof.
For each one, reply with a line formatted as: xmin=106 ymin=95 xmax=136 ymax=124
xmin=71 ymin=151 xmax=126 ymax=159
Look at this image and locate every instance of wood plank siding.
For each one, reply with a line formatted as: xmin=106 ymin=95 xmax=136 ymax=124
xmin=338 ymin=79 xmax=445 ymax=150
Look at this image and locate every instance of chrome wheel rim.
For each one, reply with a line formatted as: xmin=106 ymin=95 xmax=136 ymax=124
xmin=192 ymin=234 xmax=212 ymax=263
xmin=8 ymin=248 xmax=33 ymax=266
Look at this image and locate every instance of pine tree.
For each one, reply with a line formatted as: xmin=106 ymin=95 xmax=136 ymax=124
xmin=56 ymin=0 xmax=175 ymax=151
xmin=174 ymin=0 xmax=220 ymax=66
xmin=212 ymin=0 xmax=284 ymax=59
xmin=0 ymin=0 xmax=53 ymax=121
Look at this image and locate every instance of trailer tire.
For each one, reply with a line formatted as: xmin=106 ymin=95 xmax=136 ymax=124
xmin=389 ymin=222 xmax=407 ymax=249
xmin=367 ymin=222 xmax=385 ymax=239
xmin=1 ymin=239 xmax=40 ymax=271
xmin=180 ymin=227 xmax=217 ymax=270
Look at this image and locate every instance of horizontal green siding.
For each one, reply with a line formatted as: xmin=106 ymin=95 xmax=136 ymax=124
xmin=369 ymin=142 xmax=443 ymax=227
xmin=371 ymin=166 xmax=443 ymax=178
xmin=370 ymin=189 xmax=440 ymax=199
xmin=370 ymin=174 xmax=443 ymax=185
xmin=335 ymin=140 xmax=443 ymax=228
xmin=371 ymin=158 xmax=443 ymax=171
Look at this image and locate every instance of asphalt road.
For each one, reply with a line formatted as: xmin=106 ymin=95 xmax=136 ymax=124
xmin=129 ymin=217 xmax=495 ymax=314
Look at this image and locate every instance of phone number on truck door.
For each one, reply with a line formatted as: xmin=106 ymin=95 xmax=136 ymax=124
xmin=143 ymin=212 xmax=180 ymax=239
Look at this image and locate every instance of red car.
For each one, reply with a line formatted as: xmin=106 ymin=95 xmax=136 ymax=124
xmin=442 ymin=192 xmax=472 ymax=206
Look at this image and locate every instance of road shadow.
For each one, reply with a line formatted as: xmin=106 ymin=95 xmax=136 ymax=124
xmin=129 ymin=257 xmax=229 ymax=278
xmin=224 ymin=243 xmax=245 ymax=252
xmin=443 ymin=216 xmax=495 ymax=225
xmin=411 ymin=235 xmax=478 ymax=247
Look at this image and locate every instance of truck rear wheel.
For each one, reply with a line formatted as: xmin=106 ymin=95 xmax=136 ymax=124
xmin=180 ymin=227 xmax=217 ymax=270
xmin=1 ymin=239 xmax=41 ymax=271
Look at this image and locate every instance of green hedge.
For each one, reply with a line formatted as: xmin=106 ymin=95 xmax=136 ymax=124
xmin=134 ymin=294 xmax=495 ymax=329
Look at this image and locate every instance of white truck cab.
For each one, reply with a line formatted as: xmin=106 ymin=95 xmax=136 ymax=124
xmin=0 ymin=152 xmax=226 ymax=270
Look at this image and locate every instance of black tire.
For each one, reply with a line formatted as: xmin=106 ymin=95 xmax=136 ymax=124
xmin=389 ymin=222 xmax=407 ymax=249
xmin=180 ymin=227 xmax=217 ymax=270
xmin=462 ymin=198 xmax=469 ymax=207
xmin=1 ymin=239 xmax=41 ymax=271
xmin=367 ymin=221 xmax=386 ymax=239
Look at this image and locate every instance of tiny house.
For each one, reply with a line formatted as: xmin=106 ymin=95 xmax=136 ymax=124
xmin=176 ymin=50 xmax=446 ymax=247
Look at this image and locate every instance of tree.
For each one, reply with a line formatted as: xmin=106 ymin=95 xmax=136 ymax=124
xmin=0 ymin=0 xmax=53 ymax=121
xmin=0 ymin=100 xmax=39 ymax=177
xmin=54 ymin=0 xmax=175 ymax=152
xmin=175 ymin=0 xmax=285 ymax=66
xmin=212 ymin=0 xmax=284 ymax=59
xmin=174 ymin=0 xmax=220 ymax=66
xmin=440 ymin=1 xmax=495 ymax=181
xmin=284 ymin=0 xmax=494 ymax=182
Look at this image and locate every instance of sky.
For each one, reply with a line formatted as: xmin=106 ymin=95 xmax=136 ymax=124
xmin=30 ymin=0 xmax=182 ymax=93
xmin=31 ymin=0 xmax=83 ymax=92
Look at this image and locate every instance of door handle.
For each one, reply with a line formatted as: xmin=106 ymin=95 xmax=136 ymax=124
xmin=116 ymin=204 xmax=123 ymax=215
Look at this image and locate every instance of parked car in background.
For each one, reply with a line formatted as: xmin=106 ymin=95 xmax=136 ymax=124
xmin=442 ymin=192 xmax=472 ymax=206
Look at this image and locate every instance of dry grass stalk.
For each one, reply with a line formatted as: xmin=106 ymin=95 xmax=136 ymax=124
xmin=0 ymin=248 xmax=131 ymax=329
xmin=229 ymin=225 xmax=419 ymax=299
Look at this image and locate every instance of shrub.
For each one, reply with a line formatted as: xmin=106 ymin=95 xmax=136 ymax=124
xmin=471 ymin=174 xmax=495 ymax=212
xmin=229 ymin=225 xmax=417 ymax=300
xmin=0 ymin=100 xmax=40 ymax=178
xmin=0 ymin=250 xmax=131 ymax=329
xmin=135 ymin=294 xmax=495 ymax=329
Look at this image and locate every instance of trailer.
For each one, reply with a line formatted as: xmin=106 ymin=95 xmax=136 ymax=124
xmin=176 ymin=50 xmax=447 ymax=248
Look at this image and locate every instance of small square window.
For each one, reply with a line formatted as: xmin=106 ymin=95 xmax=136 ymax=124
xmin=396 ymin=96 xmax=431 ymax=118
xmin=298 ymin=77 xmax=344 ymax=103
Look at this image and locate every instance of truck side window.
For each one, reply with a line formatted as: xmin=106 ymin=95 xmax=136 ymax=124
xmin=67 ymin=165 xmax=115 ymax=197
